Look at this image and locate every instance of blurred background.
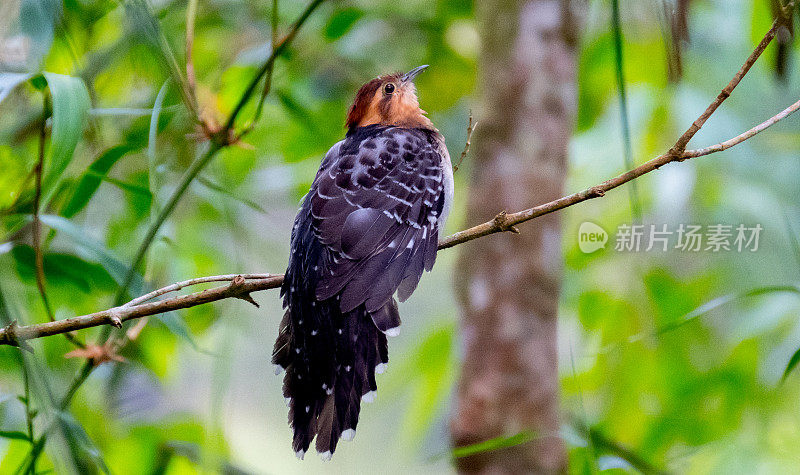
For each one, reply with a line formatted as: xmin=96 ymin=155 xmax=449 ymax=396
xmin=1 ymin=0 xmax=800 ymax=473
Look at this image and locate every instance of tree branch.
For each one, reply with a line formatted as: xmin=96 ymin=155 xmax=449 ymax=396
xmin=3 ymin=14 xmax=797 ymax=347
xmin=452 ymin=111 xmax=476 ymax=172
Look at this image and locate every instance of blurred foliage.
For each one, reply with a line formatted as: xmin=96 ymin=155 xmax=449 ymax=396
xmin=0 ymin=0 xmax=800 ymax=473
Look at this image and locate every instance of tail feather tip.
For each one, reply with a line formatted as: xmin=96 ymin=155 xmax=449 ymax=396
xmin=341 ymin=429 xmax=356 ymax=441
xmin=319 ymin=451 xmax=332 ymax=462
xmin=362 ymin=390 xmax=377 ymax=403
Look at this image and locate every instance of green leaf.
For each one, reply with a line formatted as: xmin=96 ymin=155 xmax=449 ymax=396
xmin=36 ymin=216 xmax=198 ymax=348
xmin=11 ymin=245 xmax=116 ymax=293
xmin=37 ymin=214 xmax=144 ymax=296
xmin=451 ymin=431 xmax=535 ymax=459
xmin=61 ymin=145 xmax=136 ymax=218
xmin=782 ymin=347 xmax=800 ymax=382
xmin=0 ymin=73 xmax=32 ymax=104
xmin=95 ymin=174 xmax=152 ymax=197
xmin=55 ymin=412 xmax=111 ymax=474
xmin=324 ymin=7 xmax=364 ymax=40
xmin=383 ymin=323 xmax=456 ymax=447
xmin=39 ymin=73 xmax=91 ymax=208
xmin=197 ymin=176 xmax=266 ymax=213
xmin=652 ymin=285 xmax=800 ymax=338
xmin=155 ymin=312 xmax=199 ymax=351
xmin=0 ymin=431 xmax=31 ymax=442
xmin=148 ymin=80 xmax=171 ymax=213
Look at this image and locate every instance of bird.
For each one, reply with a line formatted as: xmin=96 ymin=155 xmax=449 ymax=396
xmin=271 ymin=65 xmax=453 ymax=460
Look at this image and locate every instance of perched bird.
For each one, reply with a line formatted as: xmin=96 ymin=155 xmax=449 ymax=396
xmin=272 ymin=65 xmax=453 ymax=460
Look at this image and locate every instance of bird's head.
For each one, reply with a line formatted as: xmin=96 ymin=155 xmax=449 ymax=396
xmin=345 ymin=65 xmax=433 ymax=134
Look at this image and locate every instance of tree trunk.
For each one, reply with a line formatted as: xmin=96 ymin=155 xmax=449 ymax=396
xmin=450 ymin=0 xmax=580 ymax=473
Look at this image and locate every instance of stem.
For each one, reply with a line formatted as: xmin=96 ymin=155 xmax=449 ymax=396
xmin=611 ymin=0 xmax=642 ymax=220
xmin=114 ymin=142 xmax=222 ymax=306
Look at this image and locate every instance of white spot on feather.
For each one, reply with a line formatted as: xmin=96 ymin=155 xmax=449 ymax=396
xmin=305 ymin=405 xmax=310 ymax=413
xmin=319 ymin=450 xmax=332 ymax=461
xmin=362 ymin=391 xmax=376 ymax=403
xmin=295 ymin=450 xmax=305 ymax=460
xmin=274 ymin=364 xmax=284 ymax=375
xmin=384 ymin=326 xmax=400 ymax=337
xmin=375 ymin=363 xmax=387 ymax=374
xmin=341 ymin=429 xmax=356 ymax=441
xmin=285 ymin=397 xmax=291 ymax=407
xmin=311 ymin=330 xmax=318 ymax=336
xmin=345 ymin=365 xmax=351 ymax=372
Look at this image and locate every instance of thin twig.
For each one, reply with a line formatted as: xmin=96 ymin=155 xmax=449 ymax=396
xmin=32 ymin=97 xmax=50 ymax=321
xmin=225 ymin=0 xmax=325 ymax=132
xmin=114 ymin=141 xmax=222 ymax=306
xmin=237 ymin=0 xmax=281 ymax=138
xmin=32 ymin=96 xmax=83 ymax=347
xmin=185 ymin=0 xmax=200 ymax=114
xmin=123 ymin=273 xmax=276 ymax=307
xmin=452 ymin=111 xmax=476 ymax=173
xmin=20 ymin=359 xmax=35 ymax=475
xmin=682 ymin=97 xmax=800 ymax=158
xmin=611 ymin=0 xmax=642 ymax=220
xmin=667 ymin=16 xmax=783 ymax=156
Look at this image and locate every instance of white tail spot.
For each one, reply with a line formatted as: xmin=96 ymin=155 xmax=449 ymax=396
xmin=273 ymin=364 xmax=284 ymax=375
xmin=285 ymin=397 xmax=291 ymax=407
xmin=295 ymin=450 xmax=305 ymax=460
xmin=319 ymin=450 xmax=332 ymax=461
xmin=305 ymin=405 xmax=310 ymax=413
xmin=375 ymin=363 xmax=387 ymax=374
xmin=385 ymin=327 xmax=400 ymax=337
xmin=341 ymin=429 xmax=356 ymax=441
xmin=362 ymin=391 xmax=376 ymax=403
xmin=345 ymin=365 xmax=351 ymax=372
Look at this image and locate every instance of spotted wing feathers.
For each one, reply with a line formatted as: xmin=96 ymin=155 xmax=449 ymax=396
xmin=310 ymin=125 xmax=445 ymax=319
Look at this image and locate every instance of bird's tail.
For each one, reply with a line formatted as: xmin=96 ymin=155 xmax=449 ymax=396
xmin=272 ymin=291 xmax=391 ymax=459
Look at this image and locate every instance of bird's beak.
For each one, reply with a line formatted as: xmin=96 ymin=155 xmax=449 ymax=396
xmin=402 ymin=65 xmax=429 ymax=83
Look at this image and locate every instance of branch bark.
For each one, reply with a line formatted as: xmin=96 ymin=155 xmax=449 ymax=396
xmin=2 ymin=14 xmax=798 ymax=348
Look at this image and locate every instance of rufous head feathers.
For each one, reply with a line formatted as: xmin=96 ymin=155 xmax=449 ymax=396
xmin=345 ymin=65 xmax=433 ymax=133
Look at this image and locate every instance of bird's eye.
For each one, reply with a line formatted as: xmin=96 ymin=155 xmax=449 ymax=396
xmin=384 ymin=83 xmax=395 ymax=95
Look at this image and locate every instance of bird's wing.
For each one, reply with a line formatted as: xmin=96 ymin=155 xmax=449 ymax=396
xmin=309 ymin=126 xmax=445 ymax=321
